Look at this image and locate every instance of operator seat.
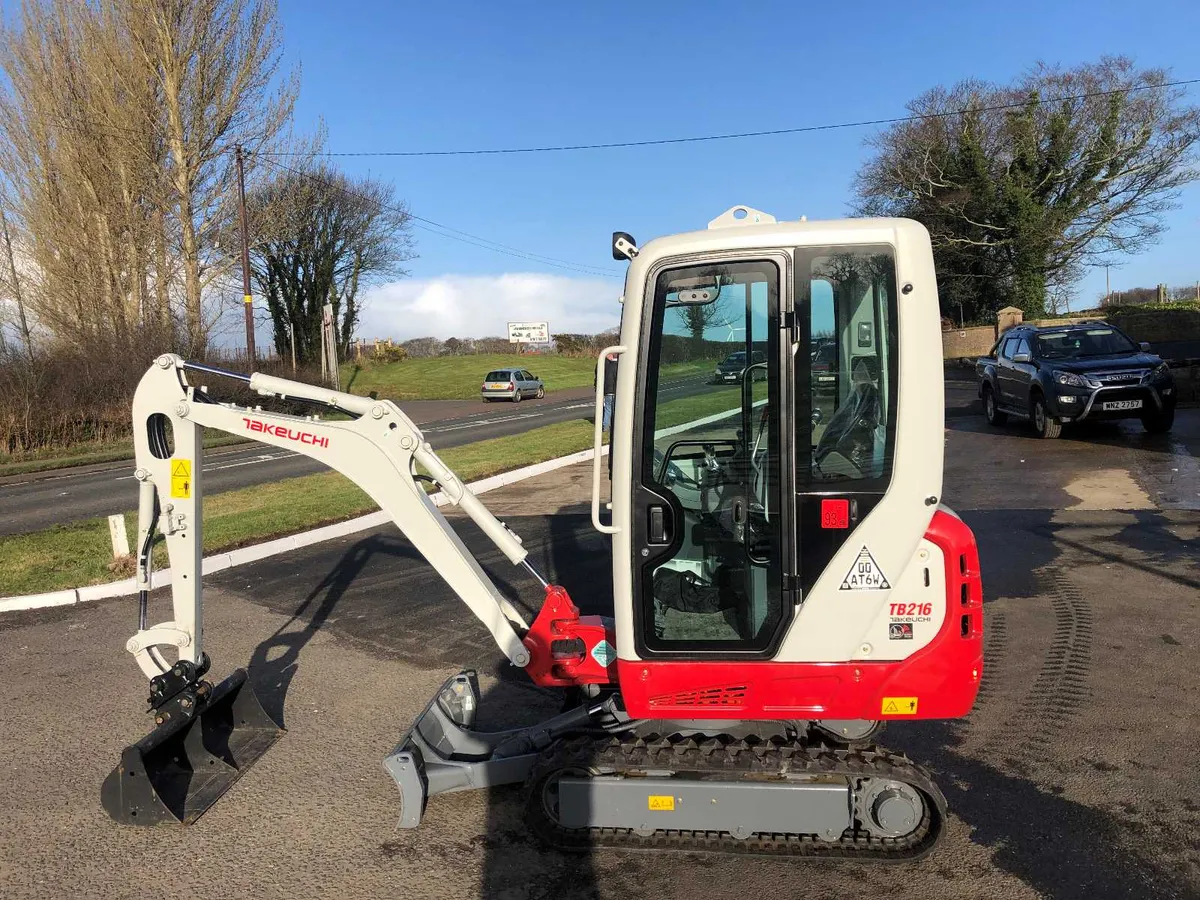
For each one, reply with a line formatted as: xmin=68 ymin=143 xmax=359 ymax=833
xmin=814 ymin=357 xmax=881 ymax=476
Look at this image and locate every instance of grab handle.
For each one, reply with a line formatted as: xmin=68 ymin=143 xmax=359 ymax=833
xmin=591 ymin=345 xmax=626 ymax=535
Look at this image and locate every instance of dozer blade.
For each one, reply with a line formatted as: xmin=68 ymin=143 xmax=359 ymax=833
xmin=101 ymin=668 xmax=284 ymax=826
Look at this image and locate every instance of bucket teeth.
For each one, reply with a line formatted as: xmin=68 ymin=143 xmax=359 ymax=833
xmin=101 ymin=668 xmax=284 ymax=826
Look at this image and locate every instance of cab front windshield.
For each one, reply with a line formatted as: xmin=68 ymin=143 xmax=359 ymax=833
xmin=1035 ymin=328 xmax=1137 ymax=359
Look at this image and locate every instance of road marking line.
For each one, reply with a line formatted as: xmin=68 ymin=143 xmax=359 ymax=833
xmin=428 ymin=413 xmax=544 ymax=433
xmin=114 ymin=451 xmax=298 ymax=480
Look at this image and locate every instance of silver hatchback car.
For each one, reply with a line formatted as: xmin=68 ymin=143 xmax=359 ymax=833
xmin=481 ymin=367 xmax=545 ymax=402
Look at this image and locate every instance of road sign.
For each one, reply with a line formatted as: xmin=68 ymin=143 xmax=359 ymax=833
xmin=507 ymin=321 xmax=549 ymax=344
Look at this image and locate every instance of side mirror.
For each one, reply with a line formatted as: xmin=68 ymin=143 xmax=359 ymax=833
xmin=1139 ymin=341 xmax=1151 ymax=352
xmin=1012 ymin=351 xmax=1032 ymax=363
xmin=612 ymin=231 xmax=638 ymax=261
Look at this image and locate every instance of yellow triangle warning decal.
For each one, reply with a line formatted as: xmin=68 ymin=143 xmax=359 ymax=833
xmin=883 ymin=700 xmax=899 ymax=714
xmin=839 ymin=546 xmax=890 ymax=591
xmin=172 ymin=460 xmax=191 ymax=477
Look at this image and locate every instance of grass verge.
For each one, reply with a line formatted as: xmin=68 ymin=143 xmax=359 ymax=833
xmin=0 ymin=419 xmax=594 ymax=597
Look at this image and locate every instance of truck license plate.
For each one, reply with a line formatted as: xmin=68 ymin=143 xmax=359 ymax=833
xmin=1102 ymin=399 xmax=1142 ymax=410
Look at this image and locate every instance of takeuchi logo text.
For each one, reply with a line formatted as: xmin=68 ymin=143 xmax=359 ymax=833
xmin=242 ymin=418 xmax=329 ymax=448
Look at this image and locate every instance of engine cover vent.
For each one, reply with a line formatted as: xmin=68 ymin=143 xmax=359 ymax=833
xmin=649 ymin=684 xmax=748 ymax=708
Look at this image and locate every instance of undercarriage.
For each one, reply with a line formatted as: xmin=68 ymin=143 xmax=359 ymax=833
xmin=385 ymin=671 xmax=944 ymax=860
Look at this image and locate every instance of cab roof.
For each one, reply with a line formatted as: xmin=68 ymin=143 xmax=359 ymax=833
xmin=635 ymin=206 xmax=928 ymax=263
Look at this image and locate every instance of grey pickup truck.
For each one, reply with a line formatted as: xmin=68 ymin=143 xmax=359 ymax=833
xmin=975 ymin=321 xmax=1176 ymax=438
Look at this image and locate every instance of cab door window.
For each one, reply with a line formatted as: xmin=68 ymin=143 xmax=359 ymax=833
xmin=634 ymin=259 xmax=785 ymax=654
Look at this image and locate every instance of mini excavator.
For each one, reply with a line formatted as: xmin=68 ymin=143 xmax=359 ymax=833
xmin=102 ymin=207 xmax=983 ymax=860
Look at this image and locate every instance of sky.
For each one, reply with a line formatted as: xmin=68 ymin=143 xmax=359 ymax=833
xmin=271 ymin=0 xmax=1200 ymax=342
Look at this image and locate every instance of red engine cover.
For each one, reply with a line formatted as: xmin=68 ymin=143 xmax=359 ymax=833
xmin=617 ymin=510 xmax=984 ymax=721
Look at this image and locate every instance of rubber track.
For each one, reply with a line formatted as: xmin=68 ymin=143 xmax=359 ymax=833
xmin=523 ymin=733 xmax=947 ymax=861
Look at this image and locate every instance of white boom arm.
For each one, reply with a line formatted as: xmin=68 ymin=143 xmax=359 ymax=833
xmin=125 ymin=354 xmax=535 ymax=680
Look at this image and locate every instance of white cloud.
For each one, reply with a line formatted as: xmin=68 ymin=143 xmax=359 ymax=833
xmin=357 ymin=273 xmax=622 ymax=341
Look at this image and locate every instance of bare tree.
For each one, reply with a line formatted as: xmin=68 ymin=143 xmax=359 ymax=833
xmin=0 ymin=0 xmax=297 ymax=355
xmin=854 ymin=57 xmax=1200 ymax=318
xmin=0 ymin=0 xmax=167 ymax=345
xmin=121 ymin=0 xmax=298 ymax=353
xmin=402 ymin=336 xmax=444 ymax=358
xmin=0 ymin=207 xmax=34 ymax=360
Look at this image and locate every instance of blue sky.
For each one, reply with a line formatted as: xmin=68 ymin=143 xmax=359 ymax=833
xmin=277 ymin=0 xmax=1200 ymax=339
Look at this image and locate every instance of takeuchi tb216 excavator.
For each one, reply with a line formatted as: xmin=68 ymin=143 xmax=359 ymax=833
xmin=102 ymin=207 xmax=983 ymax=860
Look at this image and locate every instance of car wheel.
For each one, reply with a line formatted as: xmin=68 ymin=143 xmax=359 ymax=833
xmin=1141 ymin=407 xmax=1174 ymax=434
xmin=1032 ymin=394 xmax=1061 ymax=439
xmin=536 ymin=386 xmax=545 ymax=399
xmin=983 ymin=385 xmax=1007 ymax=426
xmin=513 ymin=390 xmax=522 ymax=403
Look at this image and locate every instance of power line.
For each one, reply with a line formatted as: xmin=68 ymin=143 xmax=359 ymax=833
xmin=260 ymin=78 xmax=1200 ymax=158
xmin=254 ymin=154 xmax=622 ymax=278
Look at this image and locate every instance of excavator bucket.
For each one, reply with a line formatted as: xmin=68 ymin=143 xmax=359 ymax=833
xmin=101 ymin=668 xmax=284 ymax=826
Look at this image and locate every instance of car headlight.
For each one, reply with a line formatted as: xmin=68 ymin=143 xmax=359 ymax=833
xmin=1146 ymin=362 xmax=1171 ymax=382
xmin=1054 ymin=371 xmax=1087 ymax=387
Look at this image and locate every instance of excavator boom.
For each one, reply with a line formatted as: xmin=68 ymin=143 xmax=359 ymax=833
xmin=103 ymin=353 xmax=599 ymax=825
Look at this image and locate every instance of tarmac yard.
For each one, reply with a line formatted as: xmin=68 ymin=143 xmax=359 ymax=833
xmin=1 ymin=411 xmax=1199 ymax=900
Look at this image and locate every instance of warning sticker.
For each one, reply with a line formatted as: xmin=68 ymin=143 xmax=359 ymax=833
xmin=648 ymin=795 xmax=675 ymax=811
xmin=590 ymin=640 xmax=616 ymax=667
xmin=882 ymin=697 xmax=918 ymax=715
xmin=170 ymin=459 xmax=192 ymax=499
xmin=839 ymin=546 xmax=890 ymax=591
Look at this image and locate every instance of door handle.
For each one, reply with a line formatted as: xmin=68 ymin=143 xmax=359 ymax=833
xmin=648 ymin=505 xmax=669 ymax=544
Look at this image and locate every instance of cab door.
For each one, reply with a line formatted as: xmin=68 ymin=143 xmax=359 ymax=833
xmin=630 ymin=256 xmax=793 ymax=658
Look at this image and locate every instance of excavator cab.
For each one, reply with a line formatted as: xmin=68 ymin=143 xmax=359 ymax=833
xmin=103 ymin=207 xmax=981 ymax=861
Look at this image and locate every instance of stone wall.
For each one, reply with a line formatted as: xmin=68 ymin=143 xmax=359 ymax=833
xmin=1106 ymin=309 xmax=1200 ymax=345
xmin=941 ymin=325 xmax=998 ymax=360
xmin=938 ymin=306 xmax=1200 ymax=361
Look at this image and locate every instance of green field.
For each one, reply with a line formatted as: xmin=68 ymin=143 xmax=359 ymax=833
xmin=343 ymin=354 xmax=597 ymax=400
xmin=342 ymin=355 xmax=715 ymax=401
xmin=0 ymin=420 xmax=593 ymax=597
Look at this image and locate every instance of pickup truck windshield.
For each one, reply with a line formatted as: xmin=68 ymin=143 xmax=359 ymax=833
xmin=1035 ymin=328 xmax=1137 ymax=359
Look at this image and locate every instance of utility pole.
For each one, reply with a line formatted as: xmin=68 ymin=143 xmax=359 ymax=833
xmin=235 ymin=144 xmax=255 ymax=363
xmin=1105 ymin=265 xmax=1110 ymax=306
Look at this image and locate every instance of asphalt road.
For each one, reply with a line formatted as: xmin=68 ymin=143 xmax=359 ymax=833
xmin=0 ymin=388 xmax=602 ymax=536
xmin=1 ymin=404 xmax=1198 ymax=899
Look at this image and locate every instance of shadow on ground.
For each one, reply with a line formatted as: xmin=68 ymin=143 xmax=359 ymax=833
xmin=247 ymin=533 xmax=418 ymax=724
